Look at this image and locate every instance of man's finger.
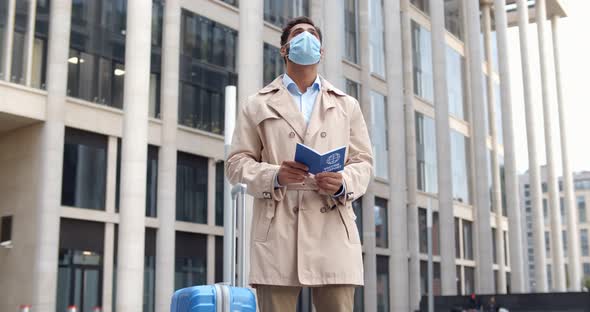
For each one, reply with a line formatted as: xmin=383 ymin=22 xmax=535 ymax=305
xmin=283 ymin=161 xmax=309 ymax=172
xmin=284 ymin=167 xmax=309 ymax=177
xmin=316 ymin=172 xmax=341 ymax=179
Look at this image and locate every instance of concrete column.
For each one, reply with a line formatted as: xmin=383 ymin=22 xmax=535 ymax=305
xmin=464 ymin=0 xmax=494 ymax=293
xmin=428 ymin=0 xmax=457 ymax=295
xmin=154 ymin=0 xmax=180 ymax=311
xmin=358 ymin=0 xmax=377 ymax=310
xmin=535 ymin=0 xmax=566 ymax=292
xmin=551 ymin=15 xmax=582 ymax=291
xmin=383 ymin=0 xmax=410 ymax=309
xmin=309 ymin=0 xmax=325 ymax=76
xmin=400 ymin=0 xmax=420 ymax=308
xmin=321 ymin=0 xmax=344 ymax=89
xmin=116 ymin=0 xmax=152 ymax=311
xmin=237 ymin=0 xmax=263 ymax=104
xmin=516 ymin=0 xmax=547 ymax=292
xmin=493 ymin=0 xmax=526 ymax=293
xmin=24 ymin=0 xmax=37 ymax=86
xmin=31 ymin=0 xmax=71 ymax=310
xmin=102 ymin=223 xmax=115 ymax=312
xmin=481 ymin=0 xmax=507 ymax=293
xmin=2 ymin=0 xmax=15 ymax=80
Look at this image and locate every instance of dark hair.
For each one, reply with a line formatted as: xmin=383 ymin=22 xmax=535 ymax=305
xmin=280 ymin=16 xmax=323 ymax=47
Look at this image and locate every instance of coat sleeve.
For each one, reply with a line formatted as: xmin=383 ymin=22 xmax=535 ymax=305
xmin=329 ymin=99 xmax=374 ymax=207
xmin=225 ymin=100 xmax=286 ymax=201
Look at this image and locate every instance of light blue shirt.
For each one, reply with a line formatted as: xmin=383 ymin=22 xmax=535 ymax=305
xmin=282 ymin=73 xmax=321 ymax=124
xmin=275 ymin=74 xmax=344 ymax=197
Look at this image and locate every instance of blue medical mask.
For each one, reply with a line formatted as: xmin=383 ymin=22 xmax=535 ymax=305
xmin=286 ymin=31 xmax=321 ymax=65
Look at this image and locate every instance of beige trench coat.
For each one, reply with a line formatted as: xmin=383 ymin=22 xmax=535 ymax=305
xmin=226 ymin=75 xmax=373 ymax=286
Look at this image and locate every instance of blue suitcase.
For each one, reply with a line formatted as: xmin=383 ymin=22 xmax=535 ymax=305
xmin=171 ymin=184 xmax=256 ymax=312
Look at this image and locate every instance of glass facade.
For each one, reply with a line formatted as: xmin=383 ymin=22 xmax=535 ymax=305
xmin=369 ymin=0 xmax=385 ymax=76
xmin=0 ymin=0 xmax=6 ymax=79
xmin=446 ymin=46 xmax=465 ymax=119
xmin=410 ymin=0 xmax=429 ymax=15
xmin=10 ymin=0 xmax=29 ymax=84
xmin=149 ymin=0 xmax=163 ymax=119
xmin=450 ymin=130 xmax=470 ymax=204
xmin=375 ymin=197 xmax=388 ymax=248
xmin=344 ymin=0 xmax=358 ymax=63
xmin=57 ymin=219 xmax=104 ymax=312
xmin=444 ymin=0 xmax=463 ymax=40
xmin=353 ymin=198 xmax=363 ymax=244
xmin=376 ymin=256 xmax=389 ymax=312
xmin=492 ymin=228 xmax=497 ymax=264
xmin=482 ymin=73 xmax=490 ymax=135
xmin=179 ymin=11 xmax=237 ymax=135
xmin=61 ymin=128 xmax=107 ymax=210
xmin=371 ymin=91 xmax=389 ymax=180
xmin=455 ymin=218 xmax=461 ymax=258
xmin=146 ymin=145 xmax=158 ymax=218
xmin=144 ymin=228 xmax=156 ymax=312
xmin=581 ymin=229 xmax=589 ymax=257
xmin=416 ymin=113 xmax=437 ymax=193
xmin=263 ymin=43 xmax=283 ymax=86
xmin=412 ymin=21 xmax=433 ymax=102
xmin=464 ymin=266 xmax=475 ymax=294
xmin=494 ymin=82 xmax=503 ymax=145
xmin=463 ymin=220 xmax=473 ymax=260
xmin=176 ymin=152 xmax=208 ymax=224
xmin=419 ymin=208 xmax=440 ymax=255
xmin=215 ymin=161 xmax=224 ymax=227
xmin=175 ymin=231 xmax=207 ymax=290
xmin=263 ymin=0 xmax=309 ymax=28
xmin=215 ymin=236 xmax=224 ymax=283
xmin=346 ymin=79 xmax=360 ymax=100
xmin=68 ymin=0 xmax=127 ymax=108
xmin=500 ymin=156 xmax=507 ymax=216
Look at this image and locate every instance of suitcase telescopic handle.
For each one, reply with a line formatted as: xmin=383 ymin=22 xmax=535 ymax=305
xmin=230 ymin=183 xmax=247 ymax=288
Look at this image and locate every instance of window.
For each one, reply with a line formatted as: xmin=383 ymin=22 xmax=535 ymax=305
xmin=146 ymin=145 xmax=158 ymax=217
xmin=584 ymin=263 xmax=590 ymax=277
xmin=369 ymin=0 xmax=385 ymax=76
xmin=149 ymin=0 xmax=163 ymax=119
xmin=450 ymin=130 xmax=470 ymax=203
xmin=455 ymin=218 xmax=461 ymax=258
xmin=263 ymin=43 xmax=284 ymax=86
xmin=176 ymin=152 xmax=208 ymax=224
xmin=494 ymin=82 xmax=503 ymax=145
xmin=221 ymin=0 xmax=238 ymax=7
xmin=56 ymin=219 xmax=104 ymax=312
xmin=464 ymin=267 xmax=475 ymax=294
xmin=215 ymin=161 xmax=224 ymax=226
xmin=504 ymin=231 xmax=509 ymax=266
xmin=371 ymin=91 xmax=388 ymax=179
xmin=263 ymin=0 xmax=309 ymax=28
xmin=61 ymin=128 xmax=107 ymax=210
xmin=346 ymin=79 xmax=360 ymax=100
xmin=482 ymin=73 xmax=490 ymax=136
xmin=215 ymin=236 xmax=224 ymax=283
xmin=545 ymin=231 xmax=551 ymax=254
xmin=411 ymin=0 xmax=429 ymax=15
xmin=376 ymin=256 xmax=389 ymax=312
xmin=444 ymin=0 xmax=463 ymax=39
xmin=488 ymin=151 xmax=493 ymax=211
xmin=500 ymin=156 xmax=507 ymax=216
xmin=354 ymin=281 xmax=364 ymax=312
xmin=492 ymin=228 xmax=497 ymax=264
xmin=68 ymin=0 xmax=127 ymax=108
xmin=175 ymin=231 xmax=207 ymax=290
xmin=0 ymin=0 xmax=7 ymax=79
xmin=374 ymin=197 xmax=388 ymax=248
xmin=420 ymin=261 xmax=442 ymax=296
xmin=578 ymin=196 xmax=586 ymax=223
xmin=456 ymin=265 xmax=462 ymax=294
xmin=344 ymin=0 xmax=359 ymax=63
xmin=1 ymin=215 xmax=12 ymax=243
xmin=446 ymin=47 xmax=466 ymax=119
xmin=179 ymin=11 xmax=237 ymax=135
xmin=543 ymin=198 xmax=548 ymax=224
xmin=463 ymin=220 xmax=473 ymax=260
xmin=353 ymin=198 xmax=363 ymax=244
xmin=562 ymin=230 xmax=568 ymax=255
xmin=144 ymin=228 xmax=156 ymax=312
xmin=581 ymin=229 xmax=589 ymax=257
xmin=412 ymin=21 xmax=433 ymax=102
xmin=9 ymin=0 xmax=28 ymax=84
xmin=416 ymin=113 xmax=437 ymax=193
xmin=419 ymin=208 xmax=440 ymax=255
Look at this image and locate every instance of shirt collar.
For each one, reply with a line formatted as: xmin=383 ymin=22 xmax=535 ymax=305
xmin=282 ymin=73 xmax=321 ymax=95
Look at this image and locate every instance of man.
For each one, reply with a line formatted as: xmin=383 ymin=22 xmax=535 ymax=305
xmin=226 ymin=16 xmax=373 ymax=312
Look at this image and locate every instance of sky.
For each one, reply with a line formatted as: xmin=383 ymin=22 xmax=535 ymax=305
xmin=507 ymin=0 xmax=590 ymax=175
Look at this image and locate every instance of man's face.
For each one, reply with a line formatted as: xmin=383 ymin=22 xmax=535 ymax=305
xmin=280 ymin=23 xmax=323 ymax=61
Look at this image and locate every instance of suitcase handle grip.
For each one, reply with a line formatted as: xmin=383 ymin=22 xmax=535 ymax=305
xmin=229 ymin=183 xmax=247 ymax=288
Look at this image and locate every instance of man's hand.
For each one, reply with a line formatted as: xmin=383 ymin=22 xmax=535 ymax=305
xmin=277 ymin=161 xmax=309 ymax=186
xmin=315 ymin=172 xmax=343 ymax=195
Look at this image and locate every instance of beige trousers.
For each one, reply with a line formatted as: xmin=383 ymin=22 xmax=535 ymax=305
xmin=256 ymin=285 xmax=355 ymax=312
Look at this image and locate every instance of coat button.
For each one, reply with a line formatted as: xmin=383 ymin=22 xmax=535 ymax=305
xmin=320 ymin=206 xmax=327 ymax=213
xmin=320 ymin=132 xmax=327 ymax=138
xmin=289 ymin=132 xmax=296 ymax=138
xmin=293 ymin=207 xmax=299 ymax=214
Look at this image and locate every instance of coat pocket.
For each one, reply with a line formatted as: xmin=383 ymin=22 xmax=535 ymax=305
xmin=253 ymin=200 xmax=275 ymax=242
xmin=337 ymin=205 xmax=361 ymax=244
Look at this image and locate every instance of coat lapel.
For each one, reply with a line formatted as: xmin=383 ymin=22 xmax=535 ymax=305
xmin=305 ymin=77 xmax=340 ymax=140
xmin=263 ymin=76 xmax=307 ymax=140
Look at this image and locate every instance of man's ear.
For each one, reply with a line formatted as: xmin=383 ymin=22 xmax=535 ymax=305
xmin=320 ymin=47 xmax=325 ymax=60
xmin=280 ymin=45 xmax=288 ymax=58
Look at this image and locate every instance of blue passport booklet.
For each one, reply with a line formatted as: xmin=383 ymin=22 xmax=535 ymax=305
xmin=294 ymin=143 xmax=346 ymax=175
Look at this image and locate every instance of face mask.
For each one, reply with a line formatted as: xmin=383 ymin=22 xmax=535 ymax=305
xmin=286 ymin=31 xmax=321 ymax=65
